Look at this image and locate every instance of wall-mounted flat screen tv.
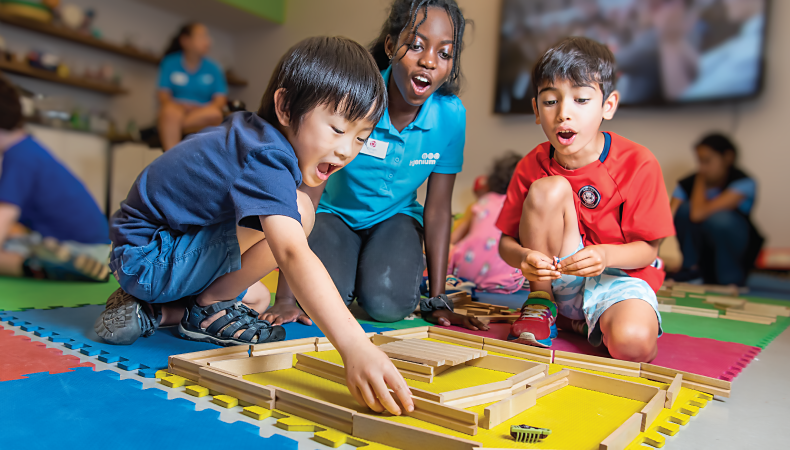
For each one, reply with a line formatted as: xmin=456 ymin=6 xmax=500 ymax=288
xmin=494 ymin=0 xmax=769 ymax=113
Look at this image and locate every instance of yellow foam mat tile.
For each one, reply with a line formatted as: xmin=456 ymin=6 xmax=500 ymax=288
xmin=211 ymin=395 xmax=239 ymax=408
xmin=185 ymin=385 xmax=209 ymax=398
xmin=276 ymin=415 xmax=325 ymax=432
xmin=242 ymin=405 xmax=272 ymax=420
xmin=626 ymin=388 xmax=709 ymax=449
xmin=273 ymin=411 xmax=397 ymax=449
xmin=160 ymin=375 xmax=191 ymax=388
xmin=154 ymin=370 xmax=170 ymax=379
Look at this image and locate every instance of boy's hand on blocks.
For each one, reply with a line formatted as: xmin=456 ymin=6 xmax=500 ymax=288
xmin=557 ymin=245 xmax=607 ymax=277
xmin=521 ymin=250 xmax=562 ymax=282
xmin=344 ymin=342 xmax=414 ymax=416
xmin=429 ymin=309 xmax=490 ymax=331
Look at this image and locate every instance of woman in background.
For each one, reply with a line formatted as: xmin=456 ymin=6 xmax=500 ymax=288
xmin=448 ymin=152 xmax=524 ymax=293
xmin=671 ymin=133 xmax=763 ymax=286
xmin=157 ymin=23 xmax=227 ymax=151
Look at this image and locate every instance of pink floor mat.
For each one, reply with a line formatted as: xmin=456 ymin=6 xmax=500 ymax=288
xmin=439 ymin=323 xmax=759 ymax=381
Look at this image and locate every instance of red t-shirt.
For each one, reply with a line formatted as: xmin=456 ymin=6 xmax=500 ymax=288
xmin=495 ymin=132 xmax=675 ymax=292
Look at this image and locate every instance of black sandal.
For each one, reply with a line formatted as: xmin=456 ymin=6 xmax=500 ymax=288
xmin=178 ymin=298 xmax=285 ymax=346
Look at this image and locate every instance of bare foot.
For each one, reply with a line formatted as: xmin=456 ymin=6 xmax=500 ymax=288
xmin=261 ymin=300 xmax=312 ymax=326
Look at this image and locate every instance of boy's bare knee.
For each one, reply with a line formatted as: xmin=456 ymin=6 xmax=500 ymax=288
xmin=160 ymin=103 xmax=184 ymax=122
xmin=605 ymin=323 xmax=657 ymax=362
xmin=296 ymin=191 xmax=315 ymax=237
xmin=524 ymin=176 xmax=573 ymax=211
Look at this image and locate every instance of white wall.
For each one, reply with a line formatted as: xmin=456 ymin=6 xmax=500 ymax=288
xmin=235 ymin=0 xmax=789 ymax=247
xmin=3 ymin=0 xmax=238 ymax=127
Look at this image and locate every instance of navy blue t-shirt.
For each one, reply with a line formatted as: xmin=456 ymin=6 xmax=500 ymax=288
xmin=111 ymin=112 xmax=302 ymax=248
xmin=0 ymin=136 xmax=109 ymax=244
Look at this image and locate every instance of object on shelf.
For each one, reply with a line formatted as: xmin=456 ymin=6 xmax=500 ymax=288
xmin=0 ymin=0 xmax=52 ymax=22
xmin=0 ymin=59 xmax=127 ymax=94
xmin=26 ymin=50 xmax=59 ymax=71
xmin=510 ymin=425 xmax=551 ymax=443
xmin=58 ymin=3 xmax=81 ymax=29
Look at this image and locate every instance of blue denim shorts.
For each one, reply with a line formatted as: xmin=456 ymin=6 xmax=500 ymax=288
xmin=551 ymin=238 xmax=663 ymax=346
xmin=109 ymin=220 xmax=241 ymax=304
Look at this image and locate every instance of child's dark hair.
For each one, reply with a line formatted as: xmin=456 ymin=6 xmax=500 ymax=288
xmin=487 ymin=151 xmax=521 ymax=195
xmin=0 ymin=75 xmax=23 ymax=130
xmin=696 ymin=133 xmax=737 ymax=159
xmin=532 ymin=36 xmax=616 ymax=104
xmin=370 ymin=0 xmax=469 ymax=96
xmin=258 ymin=36 xmax=387 ymax=134
xmin=164 ymin=22 xmax=200 ymax=57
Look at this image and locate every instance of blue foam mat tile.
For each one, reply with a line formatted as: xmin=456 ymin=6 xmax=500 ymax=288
xmin=79 ymin=347 xmax=104 ymax=357
xmin=137 ymin=367 xmax=161 ymax=378
xmin=118 ymin=361 xmax=145 ymax=371
xmin=33 ymin=329 xmax=53 ymax=337
xmin=48 ymin=334 xmax=71 ymax=343
xmin=9 ymin=304 xmax=393 ymax=371
xmin=64 ymin=341 xmax=86 ymax=349
xmin=7 ymin=319 xmax=29 ymax=326
xmin=0 ymin=367 xmax=299 ymax=449
xmin=19 ymin=324 xmax=39 ymax=332
xmin=97 ymin=354 xmax=126 ymax=364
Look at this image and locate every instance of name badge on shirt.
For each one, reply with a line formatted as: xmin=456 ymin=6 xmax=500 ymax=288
xmin=361 ymin=139 xmax=389 ymax=159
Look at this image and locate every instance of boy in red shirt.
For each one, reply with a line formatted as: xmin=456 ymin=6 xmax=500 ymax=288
xmin=496 ymin=37 xmax=674 ymax=362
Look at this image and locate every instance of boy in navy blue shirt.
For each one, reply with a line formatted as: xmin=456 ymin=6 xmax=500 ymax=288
xmin=0 ymin=76 xmax=110 ymax=282
xmin=95 ymin=37 xmax=415 ymax=416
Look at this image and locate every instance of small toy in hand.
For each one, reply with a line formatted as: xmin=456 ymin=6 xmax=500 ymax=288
xmin=553 ymin=256 xmax=561 ymax=270
xmin=510 ymin=424 xmax=551 ymax=443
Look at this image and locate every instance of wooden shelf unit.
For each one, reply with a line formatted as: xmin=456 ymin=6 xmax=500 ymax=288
xmin=0 ymin=60 xmax=128 ymax=95
xmin=0 ymin=12 xmax=160 ymax=64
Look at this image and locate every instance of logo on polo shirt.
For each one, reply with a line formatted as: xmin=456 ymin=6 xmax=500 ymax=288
xmin=409 ymin=152 xmax=440 ymax=167
xmin=578 ymin=185 xmax=601 ymax=209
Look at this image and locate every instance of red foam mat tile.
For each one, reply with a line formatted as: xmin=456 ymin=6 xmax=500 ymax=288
xmin=439 ymin=323 xmax=760 ymax=381
xmin=0 ymin=325 xmax=94 ymax=382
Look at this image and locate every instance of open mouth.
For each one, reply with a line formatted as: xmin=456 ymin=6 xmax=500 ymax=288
xmin=411 ymin=75 xmax=432 ymax=96
xmin=556 ymin=130 xmax=577 ymax=146
xmin=316 ymin=162 xmax=340 ymax=181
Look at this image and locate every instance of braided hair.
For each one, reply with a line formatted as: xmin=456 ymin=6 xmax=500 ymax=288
xmin=370 ymin=0 xmax=469 ymax=96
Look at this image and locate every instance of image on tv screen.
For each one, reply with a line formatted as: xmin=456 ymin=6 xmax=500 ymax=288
xmin=494 ymin=0 xmax=769 ymax=113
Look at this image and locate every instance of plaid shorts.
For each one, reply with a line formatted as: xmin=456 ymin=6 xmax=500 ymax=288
xmin=551 ymin=239 xmax=662 ymax=346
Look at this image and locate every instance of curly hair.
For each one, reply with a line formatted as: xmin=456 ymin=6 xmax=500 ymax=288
xmin=369 ymin=0 xmax=469 ymax=96
xmin=487 ymin=151 xmax=522 ymax=195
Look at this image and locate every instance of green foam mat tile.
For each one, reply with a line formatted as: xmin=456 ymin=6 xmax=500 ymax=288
xmin=661 ymin=313 xmax=790 ymax=348
xmin=0 ymin=276 xmax=119 ymax=311
xmin=356 ymin=316 xmax=432 ymax=330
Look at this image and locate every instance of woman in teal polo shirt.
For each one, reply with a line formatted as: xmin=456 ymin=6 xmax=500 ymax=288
xmin=157 ymin=23 xmax=228 ymax=151
xmin=264 ymin=0 xmax=487 ymax=331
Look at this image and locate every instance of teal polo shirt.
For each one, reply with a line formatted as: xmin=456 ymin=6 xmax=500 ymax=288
xmin=317 ymin=67 xmax=466 ymax=230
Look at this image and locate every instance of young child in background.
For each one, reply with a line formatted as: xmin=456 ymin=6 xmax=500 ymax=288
xmin=497 ymin=37 xmax=674 ymax=362
xmin=94 ymin=37 xmax=414 ymax=416
xmin=670 ymin=133 xmax=763 ymax=286
xmin=448 ymin=152 xmax=524 ymax=293
xmin=0 ymin=76 xmax=110 ymax=282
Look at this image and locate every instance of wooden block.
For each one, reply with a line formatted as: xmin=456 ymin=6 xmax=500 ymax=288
xmin=396 ymin=394 xmax=479 ymax=435
xmin=737 ymin=302 xmax=790 ymax=317
xmin=207 ymin=353 xmax=292 ymax=376
xmin=398 ymin=369 xmax=433 ymax=383
xmin=641 ymin=364 xmax=731 ymax=398
xmin=482 ymin=337 xmax=553 ymax=363
xmin=352 ymin=414 xmax=481 ymax=450
xmin=471 ymin=314 xmax=518 ymax=323
xmin=381 ymin=327 xmax=431 ymax=337
xmin=568 ymin=370 xmax=660 ymax=403
xmin=507 ymin=365 xmax=549 ymax=389
xmin=428 ymin=334 xmax=485 ymax=349
xmin=656 ymin=297 xmax=676 ymax=305
xmin=700 ymin=284 xmax=740 ymax=296
xmin=640 ymin=391 xmax=666 ymax=431
xmin=480 ymin=385 xmax=537 ymax=429
xmin=672 ymin=283 xmax=707 ymax=294
xmin=657 ymin=304 xmax=673 ymax=313
xmin=530 ymin=369 xmax=571 ymax=399
xmin=428 ymin=327 xmax=485 ymax=343
xmin=274 ymin=387 xmax=355 ymax=434
xmin=465 ymin=355 xmax=542 ymax=375
xmin=665 ymin=374 xmax=682 ymax=409
xmin=198 ymin=367 xmax=276 ymax=409
xmin=705 ymin=296 xmax=747 ymax=308
xmin=393 ymin=331 xmax=430 ymax=340
xmin=250 ymin=338 xmax=317 ymax=356
xmin=599 ymin=413 xmax=642 ymax=450
xmin=447 ymin=291 xmax=473 ymax=306
xmin=371 ymin=334 xmax=403 ymax=346
xmin=669 ymin=290 xmax=687 ymax=298
xmin=391 ymin=359 xmax=433 ymax=375
xmin=721 ymin=312 xmax=775 ymax=325
xmin=441 ymin=379 xmax=513 ymax=402
xmin=385 ymin=341 xmax=465 ymax=364
xmin=670 ymin=305 xmax=719 ymax=318
xmin=168 ymin=356 xmax=204 ymax=381
xmin=379 ymin=349 xmax=444 ymax=367
xmin=316 ymin=337 xmax=335 ymax=351
xmin=553 ymin=351 xmax=641 ymax=378
xmin=294 ymin=353 xmax=347 ymax=385
xmin=409 ymin=387 xmax=444 ymax=403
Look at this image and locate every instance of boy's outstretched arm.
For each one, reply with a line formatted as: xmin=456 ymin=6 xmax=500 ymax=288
xmin=260 ymin=214 xmax=414 ymax=416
